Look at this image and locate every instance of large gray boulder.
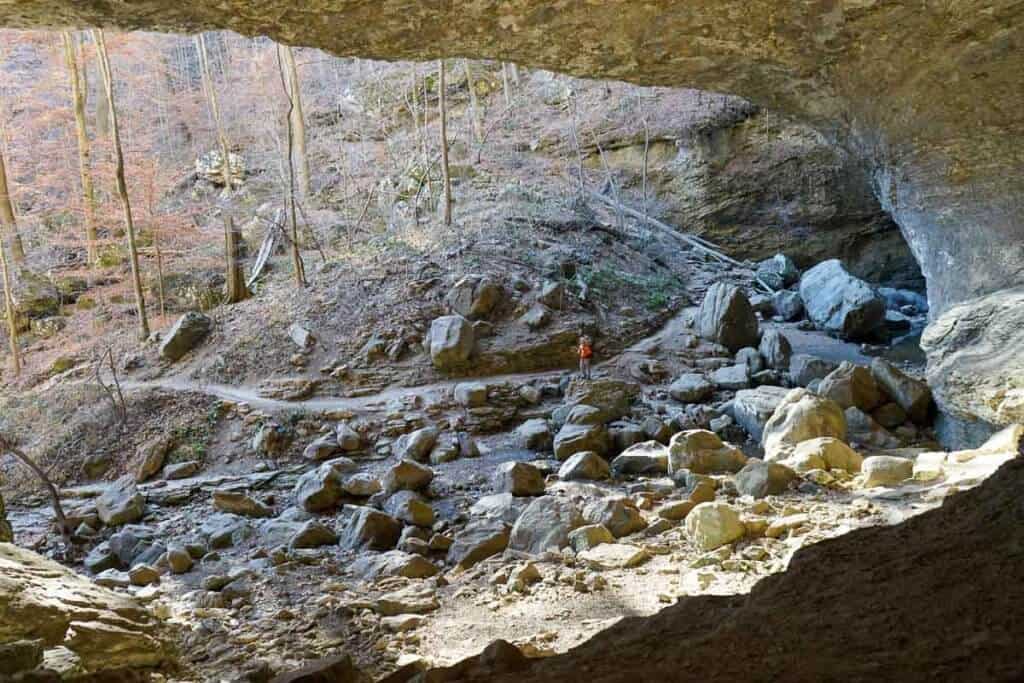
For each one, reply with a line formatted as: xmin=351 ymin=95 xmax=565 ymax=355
xmin=159 ymin=311 xmax=212 ymax=361
xmin=447 ymin=520 xmax=510 ymax=570
xmin=731 ymin=386 xmax=791 ymax=442
xmin=553 ymin=422 xmax=610 ymax=460
xmin=0 ymin=493 xmax=12 ymax=542
xmin=97 ymin=480 xmax=145 ymax=527
xmin=871 ymin=359 xmax=933 ymax=424
xmin=492 ymin=461 xmax=546 ymax=496
xmin=756 ymin=254 xmax=800 ymax=290
xmin=758 ymin=329 xmax=792 ymax=371
xmin=762 ymin=389 xmax=847 ymax=461
xmin=428 ymin=315 xmax=475 ymax=370
xmin=696 ymin=283 xmax=760 ymax=352
xmin=789 ymin=354 xmax=839 ymax=387
xmin=819 ymin=362 xmax=885 ymax=412
xmin=669 ymin=373 xmax=713 ymax=403
xmin=610 ymin=441 xmax=669 ymax=476
xmin=735 ymin=460 xmax=797 ymax=498
xmin=445 ymin=275 xmax=503 ymax=319
xmin=340 ymin=507 xmax=402 ymax=551
xmin=516 ymin=418 xmax=553 ymax=451
xmin=798 ymin=260 xmax=885 ymax=340
xmin=668 ymin=430 xmax=747 ymax=475
xmin=508 ymin=496 xmax=583 ymax=555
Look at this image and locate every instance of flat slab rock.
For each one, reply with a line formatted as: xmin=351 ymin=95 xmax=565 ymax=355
xmin=578 ymin=543 xmax=652 ymax=570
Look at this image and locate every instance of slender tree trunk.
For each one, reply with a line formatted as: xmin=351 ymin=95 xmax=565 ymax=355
xmin=463 ymin=60 xmax=483 ymax=143
xmin=438 ymin=60 xmax=452 ymax=227
xmin=501 ymin=62 xmax=512 ymax=107
xmin=280 ymin=46 xmax=311 ymax=199
xmin=62 ymin=31 xmax=99 ymax=268
xmin=510 ymin=63 xmax=520 ymax=85
xmin=0 ymin=143 xmax=26 ymax=265
xmin=223 ymin=215 xmax=248 ymax=303
xmin=276 ymin=46 xmax=306 ymax=287
xmin=0 ymin=221 xmax=20 ymax=377
xmin=145 ymin=172 xmax=166 ymax=318
xmin=195 ymin=33 xmax=234 ymax=191
xmin=94 ymin=29 xmax=150 ymax=340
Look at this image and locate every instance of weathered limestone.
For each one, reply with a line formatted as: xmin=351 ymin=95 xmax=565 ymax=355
xmin=696 ymin=283 xmax=759 ymax=352
xmin=799 ymin=260 xmax=885 ymax=340
xmin=762 ymin=389 xmax=846 ymax=462
xmin=159 ymin=311 xmax=212 ymax=361
xmin=668 ymin=430 xmax=747 ymax=475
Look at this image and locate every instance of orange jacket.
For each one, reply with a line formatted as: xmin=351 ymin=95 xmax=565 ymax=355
xmin=579 ymin=342 xmax=593 ymax=359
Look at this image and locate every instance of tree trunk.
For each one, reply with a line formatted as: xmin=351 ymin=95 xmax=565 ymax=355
xmin=223 ymin=215 xmax=248 ymax=303
xmin=438 ymin=60 xmax=452 ymax=227
xmin=510 ymin=63 xmax=520 ymax=85
xmin=93 ymin=29 xmax=150 ymax=340
xmin=276 ymin=46 xmax=306 ymax=287
xmin=463 ymin=60 xmax=483 ymax=143
xmin=280 ymin=46 xmax=311 ymax=199
xmin=62 ymin=31 xmax=99 ymax=268
xmin=0 ymin=217 xmax=20 ymax=377
xmin=195 ymin=33 xmax=234 ymax=191
xmin=0 ymin=143 xmax=26 ymax=265
xmin=501 ymin=62 xmax=512 ymax=107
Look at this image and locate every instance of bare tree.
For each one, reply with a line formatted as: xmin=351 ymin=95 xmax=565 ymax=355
xmin=276 ymin=45 xmax=307 ymax=287
xmin=438 ymin=60 xmax=452 ymax=227
xmin=62 ymin=31 xmax=99 ymax=268
xmin=0 ymin=140 xmax=25 ymax=264
xmin=0 ymin=435 xmax=72 ymax=542
xmin=223 ymin=215 xmax=248 ymax=302
xmin=0 ymin=211 xmax=19 ymax=377
xmin=195 ymin=33 xmax=234 ymax=191
xmin=280 ymin=46 xmax=311 ymax=199
xmin=93 ymin=29 xmax=150 ymax=340
xmin=463 ymin=60 xmax=483 ymax=143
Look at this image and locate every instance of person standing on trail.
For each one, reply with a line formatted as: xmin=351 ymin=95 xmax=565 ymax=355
xmin=578 ymin=335 xmax=593 ymax=380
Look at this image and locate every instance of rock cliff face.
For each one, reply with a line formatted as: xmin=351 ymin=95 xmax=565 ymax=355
xmin=3 ymin=0 xmax=1021 ymax=316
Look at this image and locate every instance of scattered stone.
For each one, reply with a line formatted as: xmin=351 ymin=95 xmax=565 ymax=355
xmin=872 ymin=402 xmax=908 ymax=429
xmin=861 ymin=456 xmax=914 ymax=487
xmin=685 ymin=502 xmax=746 ymax=551
xmin=429 ymin=433 xmax=462 ymax=464
xmin=845 ymin=407 xmax=900 ymax=449
xmin=579 ymin=543 xmax=651 ymax=570
xmin=341 ymin=472 xmax=382 ymax=497
xmin=765 ymin=513 xmax=809 ymax=539
xmin=537 ymin=280 xmax=568 ymax=309
xmin=520 ymin=303 xmax=552 ymax=330
xmin=133 ymin=436 xmax=173 ymax=483
xmin=762 ymin=389 xmax=846 ymax=462
xmin=493 ymin=461 xmax=546 ymax=496
xmin=454 ymin=382 xmax=488 ymax=407
xmin=253 ymin=422 xmax=293 ymax=456
xmin=96 ymin=480 xmax=145 ymax=527
xmin=913 ymin=452 xmax=946 ymax=482
xmin=303 ymin=433 xmax=340 ymax=461
xmin=558 ymin=451 xmax=611 ymax=481
xmin=553 ymin=422 xmax=610 ymax=460
xmin=564 ymin=378 xmax=639 ymax=423
xmin=429 ymin=315 xmax=475 ymax=370
xmin=870 ymin=359 xmax=933 ymax=423
xmin=711 ymin=364 xmax=751 ymax=390
xmin=448 ymin=520 xmax=510 ymax=570
xmin=790 ymin=437 xmax=863 ymax=473
xmin=731 ymin=386 xmax=790 ymax=442
xmin=516 ymin=418 xmax=553 ymax=451
xmin=470 ymin=493 xmax=529 ymax=525
xmin=641 ymin=416 xmax=672 ymax=444
xmin=669 ymin=373 xmax=713 ymax=403
xmin=383 ymin=460 xmax=434 ymax=493
xmin=395 ymin=427 xmax=439 ymax=462
xmin=508 ymin=495 xmax=583 ymax=555
xmin=164 ymin=461 xmax=201 ymax=480
xmin=734 ymin=460 xmax=797 ymax=498
xmin=657 ymin=500 xmax=696 ymax=521
xmin=446 ymin=275 xmax=503 ymax=319
xmin=772 ymin=290 xmax=805 ymax=321
xmin=582 ymin=497 xmax=648 ymax=538
xmin=382 ymin=614 xmax=427 ymax=633
xmin=697 ymin=283 xmax=760 ymax=352
xmin=610 ymin=441 xmax=669 ymax=476
xmin=166 ymin=547 xmax=193 ymax=574
xmin=340 ymin=507 xmax=402 ymax=551
xmin=385 ymin=491 xmax=435 ymax=527
xmin=128 ymin=564 xmax=160 ymax=587
xmin=757 ymin=254 xmax=800 ymax=289
xmin=0 ymin=639 xmax=43 ymax=676
xmin=270 ymin=654 xmax=371 ymax=683
xmin=668 ymin=430 xmax=747 ymax=475
xmin=159 ymin=311 xmax=212 ymax=361
xmin=568 ymin=524 xmax=615 ymax=552
xmin=819 ymin=362 xmax=884 ymax=411
xmin=212 ymin=490 xmax=273 ymax=518
xmin=290 ymin=520 xmax=339 ymax=549
xmin=351 ymin=551 xmax=438 ymax=581
xmin=736 ymin=347 xmax=765 ymax=374
xmin=799 ymin=260 xmax=885 ymax=340
xmin=288 ymin=323 xmax=316 ymax=349
xmin=789 ymin=354 xmax=840 ymax=387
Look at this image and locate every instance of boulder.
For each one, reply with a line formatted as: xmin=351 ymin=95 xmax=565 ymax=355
xmin=685 ymin=502 xmax=746 ymax=551
xmin=384 ymin=491 xmax=435 ymax=527
xmin=288 ymin=520 xmax=339 ymax=549
xmin=383 ymin=459 xmax=434 ymax=494
xmin=520 ymin=303 xmax=552 ymax=330
xmin=269 ymin=655 xmax=371 ymax=683
xmin=567 ymin=524 xmax=615 ymax=552
xmin=493 ymin=461 xmax=547 ymax=496
xmin=454 ymin=382 xmax=488 ymax=407
xmin=641 ymin=416 xmax=672 ymax=444
xmin=845 ymin=407 xmax=901 ymax=449
xmin=872 ymin=402 xmax=908 ymax=429
xmin=731 ymin=386 xmax=791 ymax=442
xmin=447 ymin=520 xmax=510 ymax=570
xmin=870 ymin=359 xmax=933 ymax=424
xmin=446 ymin=275 xmax=503 ymax=319
xmin=610 ymin=441 xmax=669 ymax=476
xmin=861 ymin=456 xmax=914 ymax=487
xmin=166 ymin=547 xmax=193 ymax=574
xmin=756 ymin=254 xmax=800 ymax=289
xmin=696 ymin=283 xmax=760 ymax=352
xmin=340 ymin=507 xmax=402 ymax=551
xmin=578 ymin=543 xmax=651 ymax=570
xmin=553 ymin=422 xmax=610 ymax=460
xmin=558 ymin=451 xmax=611 ymax=481
xmin=516 ymin=419 xmax=553 ymax=451
xmin=508 ymin=496 xmax=583 ymax=555
xmin=288 ymin=323 xmax=316 ymax=349
xmin=537 ymin=280 xmax=568 ymax=309
xmin=0 ymin=543 xmax=170 ymax=673
xmin=736 ymin=347 xmax=765 ymax=374
xmin=212 ymin=490 xmax=273 ymax=518
xmin=582 ymin=498 xmax=647 ymax=538
xmin=295 ymin=463 xmax=345 ymax=512
xmin=757 ymin=329 xmax=792 ymax=372
xmin=470 ymin=493 xmax=529 ymax=525
xmin=133 ymin=436 xmax=173 ymax=483
xmin=762 ymin=389 xmax=846 ymax=461
xmin=159 ymin=311 xmax=212 ymax=361
xmin=789 ymin=437 xmax=863 ymax=473
xmin=0 ymin=494 xmax=11 ymax=543
xmin=564 ymin=378 xmax=639 ymax=423
xmin=819 ymin=362 xmax=884 ymax=411
xmin=566 ymin=404 xmax=606 ymax=426
xmin=303 ymin=434 xmax=341 ymax=461
xmin=428 ymin=315 xmax=475 ymax=370
xmin=668 ymin=430 xmax=747 ymax=475
xmin=734 ymin=460 xmax=797 ymax=498
xmin=253 ymin=422 xmax=293 ymax=456
xmin=711 ymin=364 xmax=750 ymax=390
xmin=341 ymin=472 xmax=382 ymax=497
xmin=799 ymin=260 xmax=885 ymax=340
xmin=164 ymin=460 xmax=201 ymax=480
xmin=394 ymin=427 xmax=439 ymax=463
xmin=772 ymin=290 xmax=805 ymax=321
xmin=96 ymin=481 xmax=145 ymax=527
xmin=669 ymin=373 xmax=713 ymax=403
xmin=351 ymin=550 xmax=438 ymax=581
xmin=335 ymin=423 xmax=363 ymax=452
xmin=789 ymin=354 xmax=839 ymax=387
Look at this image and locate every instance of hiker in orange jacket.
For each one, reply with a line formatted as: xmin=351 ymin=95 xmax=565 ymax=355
xmin=578 ymin=335 xmax=593 ymax=380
